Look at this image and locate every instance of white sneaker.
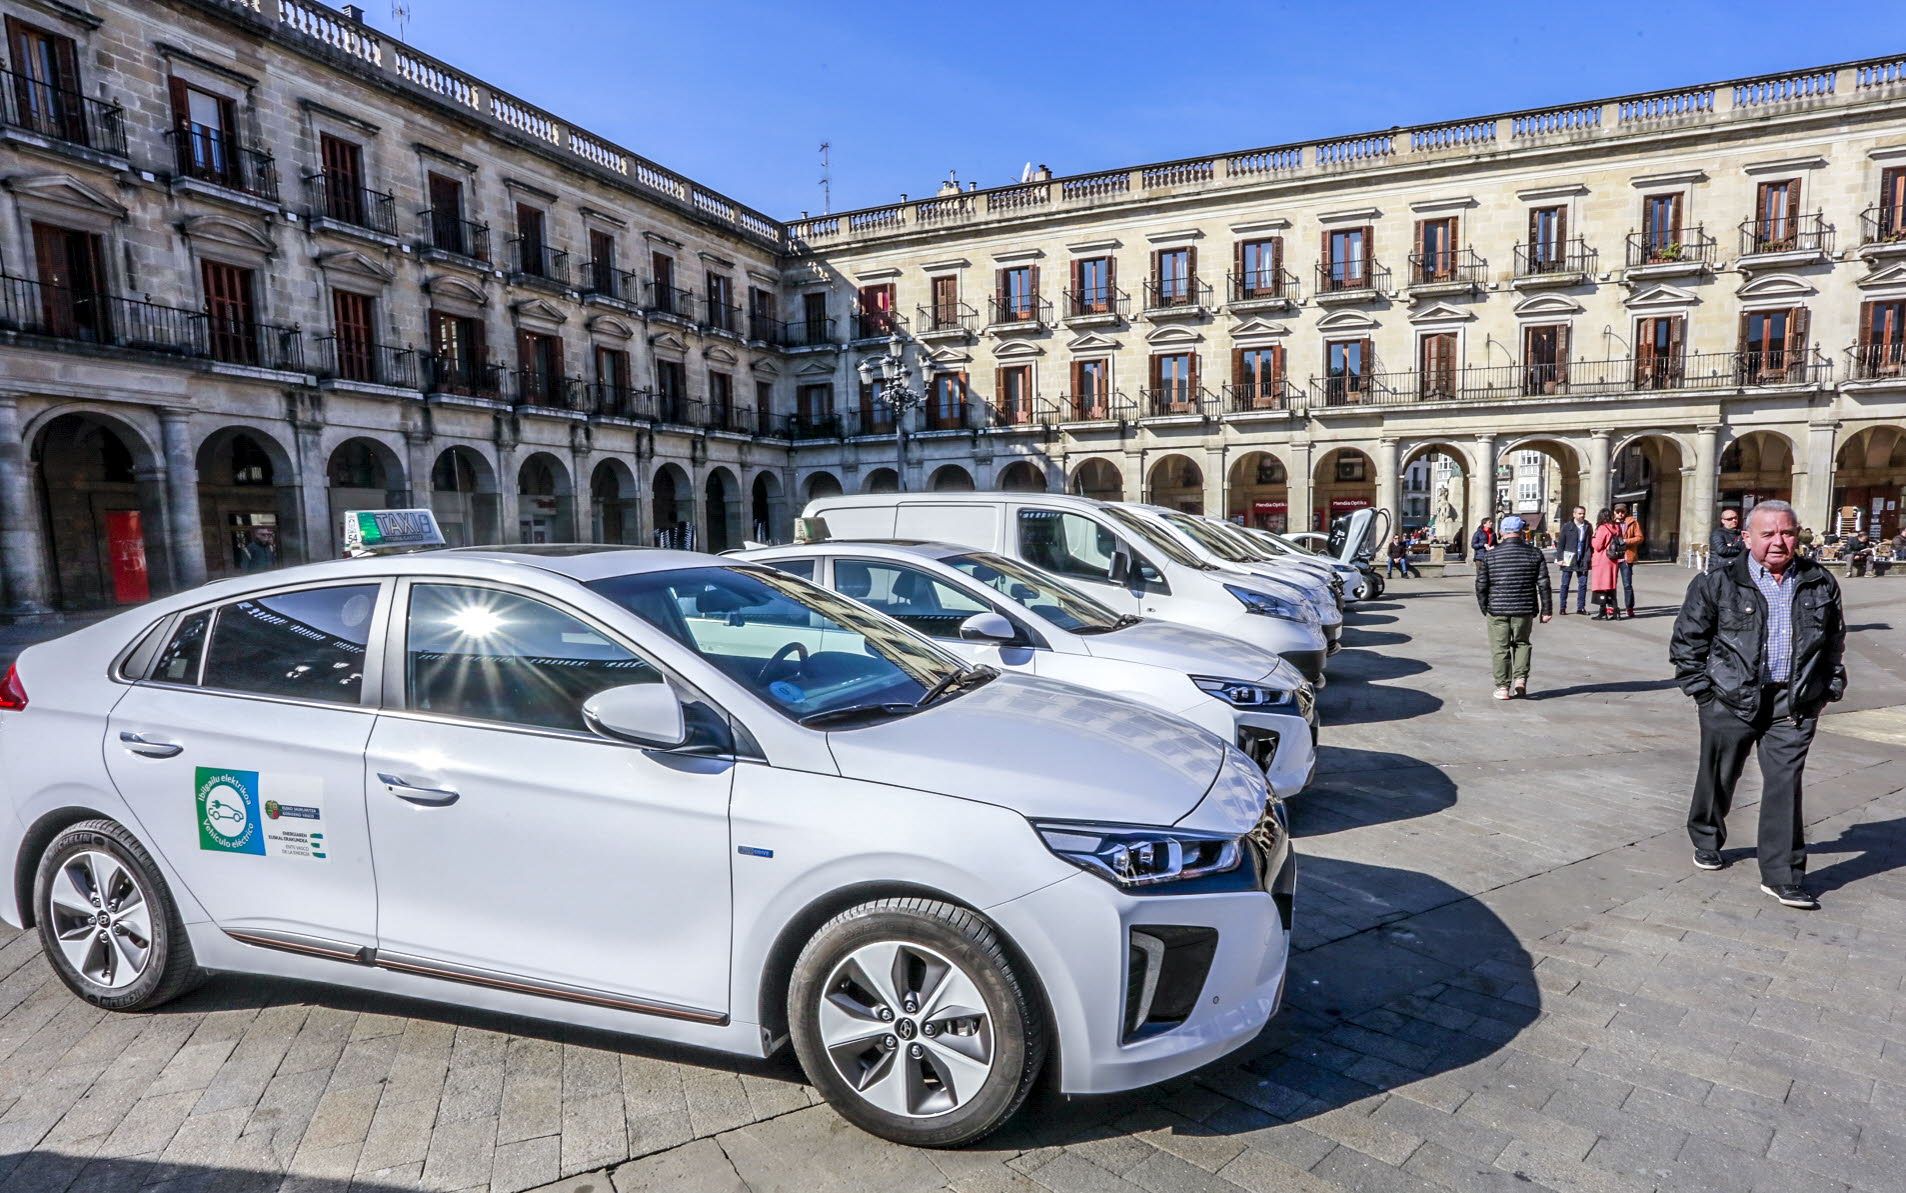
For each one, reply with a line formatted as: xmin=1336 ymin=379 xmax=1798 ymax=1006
xmin=1492 ymin=687 xmax=1511 ymax=701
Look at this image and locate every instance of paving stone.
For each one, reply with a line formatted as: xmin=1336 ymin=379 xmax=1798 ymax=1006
xmin=608 ymin=1136 xmax=746 ymax=1193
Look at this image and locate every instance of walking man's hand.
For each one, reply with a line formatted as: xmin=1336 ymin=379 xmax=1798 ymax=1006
xmin=1540 ymin=614 xmax=1552 ymax=624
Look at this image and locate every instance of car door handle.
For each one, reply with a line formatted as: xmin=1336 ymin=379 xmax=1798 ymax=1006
xmin=377 ymin=773 xmax=460 ymax=806
xmin=118 ymin=731 xmax=183 ymax=759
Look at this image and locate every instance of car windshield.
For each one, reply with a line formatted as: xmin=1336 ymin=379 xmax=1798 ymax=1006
xmin=1158 ymin=511 xmax=1261 ymax=563
xmin=1200 ymin=517 xmax=1285 ymax=561
xmin=587 ymin=565 xmax=968 ymax=725
xmin=1099 ymin=506 xmax=1209 ymax=569
xmin=1256 ymin=527 xmax=1320 ymax=557
xmin=942 ymin=551 xmax=1126 ymax=634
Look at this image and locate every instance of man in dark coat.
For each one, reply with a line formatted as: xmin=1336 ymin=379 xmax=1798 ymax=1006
xmin=1475 ymin=515 xmax=1552 ymax=700
xmin=1706 ymin=508 xmax=1743 ymax=574
xmin=1554 ymin=505 xmax=1594 ymax=614
xmin=1670 ymin=500 xmax=1847 ymax=910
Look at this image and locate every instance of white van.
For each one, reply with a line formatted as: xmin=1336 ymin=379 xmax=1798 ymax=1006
xmin=800 ymin=491 xmax=1330 ymax=683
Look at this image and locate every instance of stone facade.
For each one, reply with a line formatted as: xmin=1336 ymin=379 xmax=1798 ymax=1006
xmin=1 ymin=0 xmax=1903 ymax=616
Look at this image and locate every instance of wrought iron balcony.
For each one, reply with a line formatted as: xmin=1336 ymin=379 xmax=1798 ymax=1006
xmin=578 ymin=259 xmax=639 ymax=301
xmin=0 ymin=272 xmax=206 ymax=357
xmin=1221 ymin=380 xmax=1300 ymax=412
xmin=508 ymin=238 xmax=569 ymax=282
xmin=704 ymin=402 xmax=754 ymax=435
xmin=0 ymin=69 xmax=127 ymax=157
xmin=1848 ymin=342 xmax=1906 ymax=382
xmin=315 ymin=336 xmax=417 ymax=387
xmin=205 ymin=315 xmax=303 ymax=371
xmin=305 ymin=173 xmax=397 ymax=236
xmin=654 ymin=391 xmax=696 ymax=425
xmin=985 ymin=394 xmax=1046 ymax=428
xmin=420 ymin=209 xmax=491 ymax=263
xmin=790 ymin=411 xmax=844 ymax=439
xmin=784 ymin=316 xmax=837 ymax=348
xmin=424 ymin=353 xmax=504 ymax=399
xmin=1408 ymin=247 xmax=1486 ymax=289
xmin=1314 ymin=259 xmax=1392 ymax=299
xmin=1738 ymin=212 xmax=1833 ymax=257
xmin=1514 ymin=238 xmax=1597 ymax=280
xmin=1625 ymin=226 xmax=1716 ymax=269
xmin=587 ymin=381 xmax=651 ymax=419
xmin=1063 ymin=286 xmax=1130 ymax=321
xmin=923 ymin=399 xmax=972 ymax=431
xmin=167 ymin=126 xmax=278 ymax=200
xmin=1859 ymin=204 xmax=1906 ymax=249
xmin=1141 ymin=276 xmax=1212 ymax=313
xmin=704 ymin=299 xmax=742 ymax=334
xmin=1140 ymin=386 xmax=1214 ymax=418
xmin=846 ymin=407 xmax=897 ymax=437
xmin=748 ymin=312 xmax=786 ymax=345
xmin=1057 ymin=391 xmax=1134 ymax=422
xmin=851 ymin=309 xmax=907 ymax=340
xmin=917 ymin=301 xmax=977 ymax=335
xmin=1309 ymin=369 xmax=1399 ymax=407
xmin=1735 ymin=347 xmax=1831 ymax=387
xmin=1227 ymin=269 xmax=1300 ymax=306
xmin=645 ymin=279 xmax=697 ymax=319
xmin=987 ymin=293 xmax=1051 ymax=328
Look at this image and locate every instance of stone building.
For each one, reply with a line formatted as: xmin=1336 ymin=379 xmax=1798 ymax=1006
xmin=1 ymin=0 xmax=1903 ymax=617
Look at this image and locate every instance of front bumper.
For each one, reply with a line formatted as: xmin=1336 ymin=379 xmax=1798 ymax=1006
xmin=1278 ymin=649 xmax=1326 ymax=686
xmin=1234 ymin=709 xmax=1316 ymax=799
xmin=988 ymin=828 xmax=1294 ymax=1095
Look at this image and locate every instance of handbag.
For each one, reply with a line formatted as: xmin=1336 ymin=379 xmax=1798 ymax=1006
xmin=1605 ymin=533 xmax=1627 ymax=563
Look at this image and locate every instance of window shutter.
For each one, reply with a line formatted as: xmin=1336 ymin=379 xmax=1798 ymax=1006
xmin=167 ymin=75 xmax=190 ymax=127
xmin=1359 ymin=337 xmax=1374 ymax=378
xmin=1269 ymin=237 xmax=1283 ymax=273
xmin=31 ymin=222 xmax=70 ymax=290
xmin=1666 ymin=317 xmax=1683 ymax=366
xmin=1786 ymin=179 xmax=1801 ymax=223
xmin=1413 ymin=218 xmax=1427 ymax=260
xmin=1668 ymin=193 xmax=1683 ymax=237
xmin=1358 ymin=226 xmax=1373 ymax=283
xmin=1030 ymin=264 xmax=1041 ymax=302
xmin=1188 ymin=351 xmax=1200 ymax=397
xmin=1235 ymin=240 xmax=1246 ymax=284
xmin=1185 ymin=245 xmax=1197 ymax=285
xmin=1070 ymin=257 xmax=1081 ymax=296
xmin=1555 ymin=324 xmax=1570 ymax=384
xmin=1270 ymin=345 xmax=1285 ymax=392
xmin=1736 ymin=312 xmax=1751 ymax=358
xmin=1789 ymin=306 xmax=1810 ymax=358
xmin=1106 ymin=256 xmax=1116 ymax=292
xmin=995 ymin=368 xmax=1008 ymax=414
xmin=1071 ymin=360 xmax=1084 ymax=402
xmin=1320 ymin=229 xmax=1331 ymax=272
xmin=1556 ymin=206 xmax=1568 ymax=247
xmin=1148 ymin=354 xmax=1161 ymax=394
xmin=1859 ymin=300 xmax=1875 ymax=347
xmin=1231 ymin=346 xmax=1245 ymax=386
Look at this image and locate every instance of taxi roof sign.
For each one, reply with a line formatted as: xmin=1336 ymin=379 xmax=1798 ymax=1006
xmin=342 ymin=509 xmax=446 ymax=557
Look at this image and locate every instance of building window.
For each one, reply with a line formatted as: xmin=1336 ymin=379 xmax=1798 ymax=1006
xmin=1880 ymin=168 xmax=1906 ymax=241
xmin=1751 ymin=179 xmax=1801 ymax=251
xmin=650 ymin=252 xmax=679 ymax=314
xmin=1522 ymin=324 xmax=1569 ymax=393
xmin=1634 ymin=315 xmax=1685 ymax=389
xmin=856 ymin=282 xmax=895 ymax=336
xmin=7 ymin=17 xmax=86 ymax=144
xmin=858 ymin=377 xmax=895 ymax=433
xmin=1149 ymin=352 xmax=1197 ymax=411
xmin=331 ymin=289 xmax=376 ymax=382
xmin=586 ymin=229 xmax=617 ymax=295
xmin=996 ymin=265 xmax=1038 ymax=321
xmin=201 ymin=259 xmax=257 ymax=364
xmin=1152 ymin=247 xmax=1193 ymax=305
xmin=1641 ymin=193 xmax=1683 ymax=258
xmin=430 ymin=309 xmax=488 ymax=393
xmin=797 ymin=384 xmax=833 ymax=432
xmin=995 ymin=365 xmax=1033 ymax=424
xmin=516 ymin=330 xmax=563 ymax=404
xmin=1321 ymin=226 xmax=1371 ymax=290
xmin=927 ymin=274 xmax=960 ymax=329
xmin=168 ymin=77 xmax=237 ymax=185
xmin=1858 ymin=299 xmax=1906 ymax=377
xmin=1418 ymin=332 xmax=1458 ymax=399
xmin=928 ymin=373 xmax=967 ymax=429
xmin=514 ymin=204 xmax=551 ymax=277
xmin=706 ymin=273 xmax=735 ymax=331
xmin=1232 ymin=345 xmax=1285 ymax=407
xmin=593 ymin=346 xmax=631 ymax=410
xmin=1071 ymin=358 xmax=1109 ymax=418
xmin=799 ymin=291 xmax=829 ymax=340
xmin=1072 ymin=255 xmax=1114 ymax=313
xmin=1323 ymin=337 xmax=1371 ymax=403
xmin=1235 ymin=239 xmax=1283 ymax=298
xmin=28 ymin=221 xmax=108 ymax=341
xmin=317 ymin=132 xmax=365 ymax=225
xmin=754 ymin=380 xmax=774 ymax=433
xmin=1415 ymin=217 xmax=1458 ymax=282
xmin=707 ymin=370 xmax=734 ymax=426
xmin=426 ymin=172 xmax=467 ymax=255
xmin=655 ymin=359 xmax=687 ymax=420
xmin=1527 ymin=206 xmax=1567 ymax=270
xmin=1739 ymin=307 xmax=1809 ymax=381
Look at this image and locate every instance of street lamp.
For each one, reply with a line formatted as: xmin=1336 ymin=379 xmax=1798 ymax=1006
xmin=856 ymin=332 xmax=925 ymax=491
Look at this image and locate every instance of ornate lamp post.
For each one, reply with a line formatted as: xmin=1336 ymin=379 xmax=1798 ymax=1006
xmin=856 ymin=332 xmax=925 ymax=491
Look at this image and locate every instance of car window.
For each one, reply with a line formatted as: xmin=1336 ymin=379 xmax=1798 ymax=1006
xmin=942 ymin=551 xmax=1123 ymax=634
xmin=587 ymin=565 xmax=966 ymax=724
xmin=199 ymin=584 xmax=378 ymax=704
xmin=1100 ymin=506 xmax=1205 ymax=571
xmin=834 ymin=559 xmax=991 ymax=640
xmin=762 ymin=557 xmax=816 ymax=581
xmin=404 ymin=584 xmax=661 ymax=732
xmin=1161 ymin=510 xmax=1256 ymax=562
xmin=1016 ymin=509 xmax=1118 ymax=583
xmin=151 ymin=610 xmax=210 ymax=684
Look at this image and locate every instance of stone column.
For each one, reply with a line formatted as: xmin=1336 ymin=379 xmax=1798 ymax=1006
xmin=1794 ymin=420 xmax=1838 ymax=534
xmin=158 ymin=410 xmax=206 ymax=592
xmin=293 ymin=420 xmax=332 ymax=560
xmin=1468 ymin=433 xmax=1498 ymax=532
xmin=1202 ymin=447 xmax=1226 ymax=517
xmin=0 ymin=397 xmax=55 ymax=620
xmin=1691 ymin=424 xmax=1720 ymax=554
xmin=1286 ymin=440 xmax=1314 ymax=533
xmin=1375 ymin=437 xmax=1400 ymax=530
xmin=1585 ymin=429 xmax=1612 ymax=517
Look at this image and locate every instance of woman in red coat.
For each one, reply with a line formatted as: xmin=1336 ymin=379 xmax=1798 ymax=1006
xmin=1588 ymin=508 xmax=1621 ymax=620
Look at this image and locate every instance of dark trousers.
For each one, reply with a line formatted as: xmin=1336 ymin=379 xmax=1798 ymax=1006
xmin=1686 ymin=686 xmax=1814 ymax=885
xmin=1386 ymin=556 xmax=1413 ymax=577
xmin=1558 ymin=565 xmax=1589 ymax=611
xmin=1618 ymin=560 xmax=1636 ymax=610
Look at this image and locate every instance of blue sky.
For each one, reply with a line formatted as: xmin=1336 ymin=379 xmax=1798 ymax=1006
xmin=388 ymin=1 xmax=1893 ymax=218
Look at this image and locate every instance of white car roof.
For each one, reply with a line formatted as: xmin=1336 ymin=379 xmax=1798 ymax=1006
xmin=806 ymin=491 xmax=1109 ymax=514
xmin=733 ymin=540 xmax=974 ymax=564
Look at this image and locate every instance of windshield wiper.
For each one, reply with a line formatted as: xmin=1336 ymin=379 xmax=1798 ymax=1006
xmin=797 ymin=702 xmax=913 ymax=728
xmin=1075 ymin=613 xmax=1143 ymax=635
xmin=914 ymin=664 xmax=999 ymax=709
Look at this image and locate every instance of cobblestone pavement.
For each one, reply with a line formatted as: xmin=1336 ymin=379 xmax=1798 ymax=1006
xmin=1 ymin=567 xmax=1902 ymax=1192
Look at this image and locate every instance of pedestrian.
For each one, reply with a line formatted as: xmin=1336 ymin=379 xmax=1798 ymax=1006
xmin=1554 ymin=505 xmax=1594 ymax=614
xmin=1670 ymin=500 xmax=1846 ymax=910
xmin=1613 ymin=503 xmax=1644 ymax=617
xmin=1844 ymin=529 xmax=1875 ymax=578
xmin=1471 ymin=518 xmax=1494 ymax=559
xmin=1589 ymin=508 xmax=1621 ymax=619
xmin=1385 ymin=533 xmax=1414 ymax=579
xmin=1475 ymin=514 xmax=1553 ymax=700
xmin=1707 ymin=508 xmax=1744 ymax=574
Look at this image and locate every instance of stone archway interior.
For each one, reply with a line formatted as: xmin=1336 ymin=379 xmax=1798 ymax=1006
xmin=199 ymin=429 xmax=298 ymax=578
xmin=750 ymin=473 xmax=785 ymax=542
xmin=997 ymin=460 xmax=1047 ymax=493
xmin=865 ymin=468 xmax=900 ymax=494
xmin=1496 ymin=440 xmax=1580 ymax=539
xmin=1312 ymin=448 xmax=1375 ymax=534
xmin=592 ymin=462 xmax=639 ymax=545
xmin=33 ymin=413 xmax=163 ymax=610
xmin=1071 ymin=458 xmax=1122 ymax=503
xmin=704 ymin=470 xmax=739 ymax=553
xmin=653 ymin=467 xmax=692 ymax=548
xmin=929 ymin=465 xmax=975 ymax=492
xmin=1227 ymin=451 xmax=1288 ymax=531
xmin=1612 ymin=437 xmax=1685 ymax=559
xmin=1833 ymin=425 xmax=1906 ymax=539
xmin=1718 ymin=432 xmax=1795 ymax=516
xmin=430 ymin=447 xmax=499 ymax=548
xmin=1148 ymin=455 xmax=1203 ymax=513
xmin=804 ymin=472 xmax=844 ymax=506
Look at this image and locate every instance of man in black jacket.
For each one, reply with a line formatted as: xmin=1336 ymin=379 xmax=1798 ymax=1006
xmin=1706 ymin=508 xmax=1743 ymax=574
xmin=1476 ymin=515 xmax=1552 ymax=700
xmin=1670 ymin=500 xmax=1847 ymax=910
xmin=1554 ymin=505 xmax=1594 ymax=614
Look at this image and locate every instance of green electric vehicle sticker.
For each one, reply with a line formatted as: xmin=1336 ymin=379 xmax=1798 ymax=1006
xmin=196 ymin=769 xmax=329 ymax=860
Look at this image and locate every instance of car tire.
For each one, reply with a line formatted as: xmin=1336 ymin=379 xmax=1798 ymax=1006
xmin=787 ymin=897 xmax=1045 ymax=1147
xmin=34 ymin=819 xmax=204 ymax=1012
xmin=1368 ymin=575 xmax=1386 ymax=599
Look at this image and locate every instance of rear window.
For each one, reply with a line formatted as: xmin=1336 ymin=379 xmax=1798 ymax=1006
xmin=151 ymin=611 xmax=210 ymax=685
xmin=197 ymin=585 xmax=378 ymax=704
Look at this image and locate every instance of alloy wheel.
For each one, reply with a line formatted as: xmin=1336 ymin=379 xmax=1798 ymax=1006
xmin=816 ymin=940 xmax=994 ymax=1118
xmin=45 ymin=849 xmax=154 ymax=990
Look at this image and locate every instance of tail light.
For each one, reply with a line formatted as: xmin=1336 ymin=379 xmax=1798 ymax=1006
xmin=0 ymin=662 xmax=26 ymax=711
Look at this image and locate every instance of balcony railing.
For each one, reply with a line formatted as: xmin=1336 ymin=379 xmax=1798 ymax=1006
xmin=1063 ymin=287 xmax=1130 ymax=320
xmin=1859 ymin=204 xmax=1906 ymax=248
xmin=587 ymin=382 xmax=650 ymax=419
xmin=205 ymin=315 xmax=303 ymax=371
xmin=1514 ymin=238 xmax=1598 ymax=279
xmin=420 ymin=209 xmax=491 ymax=263
xmin=846 ymin=407 xmax=897 ymax=437
xmin=923 ymin=399 xmax=972 ymax=431
xmin=987 ymin=293 xmax=1051 ymax=327
xmin=578 ymin=259 xmax=639 ymax=301
xmin=424 ymin=353 xmax=504 ymax=399
xmin=1625 ymin=226 xmax=1716 ymax=268
xmin=753 ymin=410 xmax=793 ymax=438
xmin=1408 ymin=247 xmax=1486 ymax=287
xmin=305 ymin=173 xmax=397 ymax=235
xmin=1314 ymin=259 xmax=1392 ymax=296
xmin=1142 ymin=276 xmax=1213 ymax=312
xmin=790 ymin=411 xmax=844 ymax=439
xmin=645 ymin=279 xmax=697 ymax=318
xmin=704 ymin=299 xmax=741 ymax=334
xmin=0 ymin=273 xmax=206 ymax=356
xmin=984 ymin=394 xmax=1045 ymax=428
xmin=0 ymin=69 xmax=127 ymax=156
xmin=167 ymin=126 xmax=278 ymax=200
xmin=508 ymin=238 xmax=569 ymax=282
xmin=1739 ymin=212 xmax=1833 ymax=256
xmin=654 ymin=391 xmax=696 ymax=425
xmin=1310 ymin=369 xmax=1400 ymax=406
xmin=917 ymin=301 xmax=977 ymax=334
xmin=784 ymin=316 xmax=837 ymax=347
xmin=748 ymin=312 xmax=786 ymax=345
xmin=1221 ymin=380 xmax=1300 ymax=412
xmin=1141 ymin=386 xmax=1214 ymax=417
xmin=1305 ymin=350 xmax=1834 ymax=407
xmin=1848 ymin=342 xmax=1906 ymax=381
xmin=1057 ymin=391 xmax=1134 ymax=422
xmin=703 ymin=402 xmax=754 ymax=434
xmin=851 ymin=309 xmax=907 ymax=339
xmin=1228 ymin=269 xmax=1300 ymax=304
xmin=315 ymin=336 xmax=417 ymax=387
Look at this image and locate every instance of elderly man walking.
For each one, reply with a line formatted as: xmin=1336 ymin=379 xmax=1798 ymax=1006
xmin=1670 ymin=500 xmax=1847 ymax=910
xmin=1475 ymin=515 xmax=1553 ymax=700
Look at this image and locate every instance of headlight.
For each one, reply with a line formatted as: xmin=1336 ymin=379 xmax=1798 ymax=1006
xmin=1033 ymin=821 xmax=1242 ymax=888
xmin=1192 ymin=676 xmax=1294 ymax=707
xmin=1224 ymin=583 xmax=1305 ymax=621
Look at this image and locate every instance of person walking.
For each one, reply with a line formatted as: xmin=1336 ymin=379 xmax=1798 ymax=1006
xmin=1589 ymin=508 xmax=1621 ymax=619
xmin=1707 ymin=508 xmax=1744 ymax=574
xmin=1671 ymin=500 xmax=1846 ymax=910
xmin=1613 ymin=503 xmax=1644 ymax=617
xmin=1385 ymin=533 xmax=1414 ymax=579
xmin=1471 ymin=518 xmax=1495 ymax=559
xmin=1554 ymin=505 xmax=1594 ymax=614
xmin=1475 ymin=515 xmax=1553 ymax=700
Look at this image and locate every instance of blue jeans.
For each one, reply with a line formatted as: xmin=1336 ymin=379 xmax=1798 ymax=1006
xmin=1386 ymin=556 xmax=1413 ymax=577
xmin=1558 ymin=565 xmax=1588 ymax=611
xmin=1618 ymin=560 xmax=1635 ymax=610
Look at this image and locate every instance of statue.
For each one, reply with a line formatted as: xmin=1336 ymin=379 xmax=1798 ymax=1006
xmin=1432 ymin=483 xmax=1460 ymax=540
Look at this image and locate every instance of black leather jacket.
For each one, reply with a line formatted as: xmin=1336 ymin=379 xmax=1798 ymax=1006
xmin=1670 ymin=554 xmax=1847 ymax=720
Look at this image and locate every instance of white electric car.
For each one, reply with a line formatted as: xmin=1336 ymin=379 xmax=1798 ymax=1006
xmin=0 ymin=545 xmax=1293 ymax=1147
xmin=1195 ymin=516 xmax=1362 ymax=604
xmin=730 ymin=541 xmax=1318 ymax=797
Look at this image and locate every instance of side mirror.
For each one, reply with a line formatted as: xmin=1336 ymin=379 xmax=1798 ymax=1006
xmin=1108 ymin=546 xmax=1132 ymax=583
xmin=958 ymin=611 xmax=1019 ymax=644
xmin=581 ymin=683 xmax=687 ymax=750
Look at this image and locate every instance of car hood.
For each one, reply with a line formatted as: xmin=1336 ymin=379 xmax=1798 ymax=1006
xmin=824 ymin=673 xmax=1227 ymax=825
xmin=1081 ymin=619 xmax=1301 ymax=687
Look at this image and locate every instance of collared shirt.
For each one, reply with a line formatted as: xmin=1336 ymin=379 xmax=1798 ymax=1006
xmin=1749 ymin=558 xmax=1796 ymax=683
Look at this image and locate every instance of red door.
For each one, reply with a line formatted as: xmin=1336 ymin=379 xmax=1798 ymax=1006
xmin=105 ymin=510 xmax=149 ymax=604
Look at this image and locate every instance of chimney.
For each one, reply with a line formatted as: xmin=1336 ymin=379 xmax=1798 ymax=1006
xmin=341 ymin=4 xmax=366 ymax=20
xmin=1034 ymin=164 xmax=1052 ymax=181
xmin=936 ymin=170 xmax=961 ymax=197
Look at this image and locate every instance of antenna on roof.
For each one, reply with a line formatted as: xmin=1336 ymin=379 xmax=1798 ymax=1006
xmin=819 ymin=142 xmax=832 ymax=215
xmin=389 ymin=0 xmax=410 ymax=38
